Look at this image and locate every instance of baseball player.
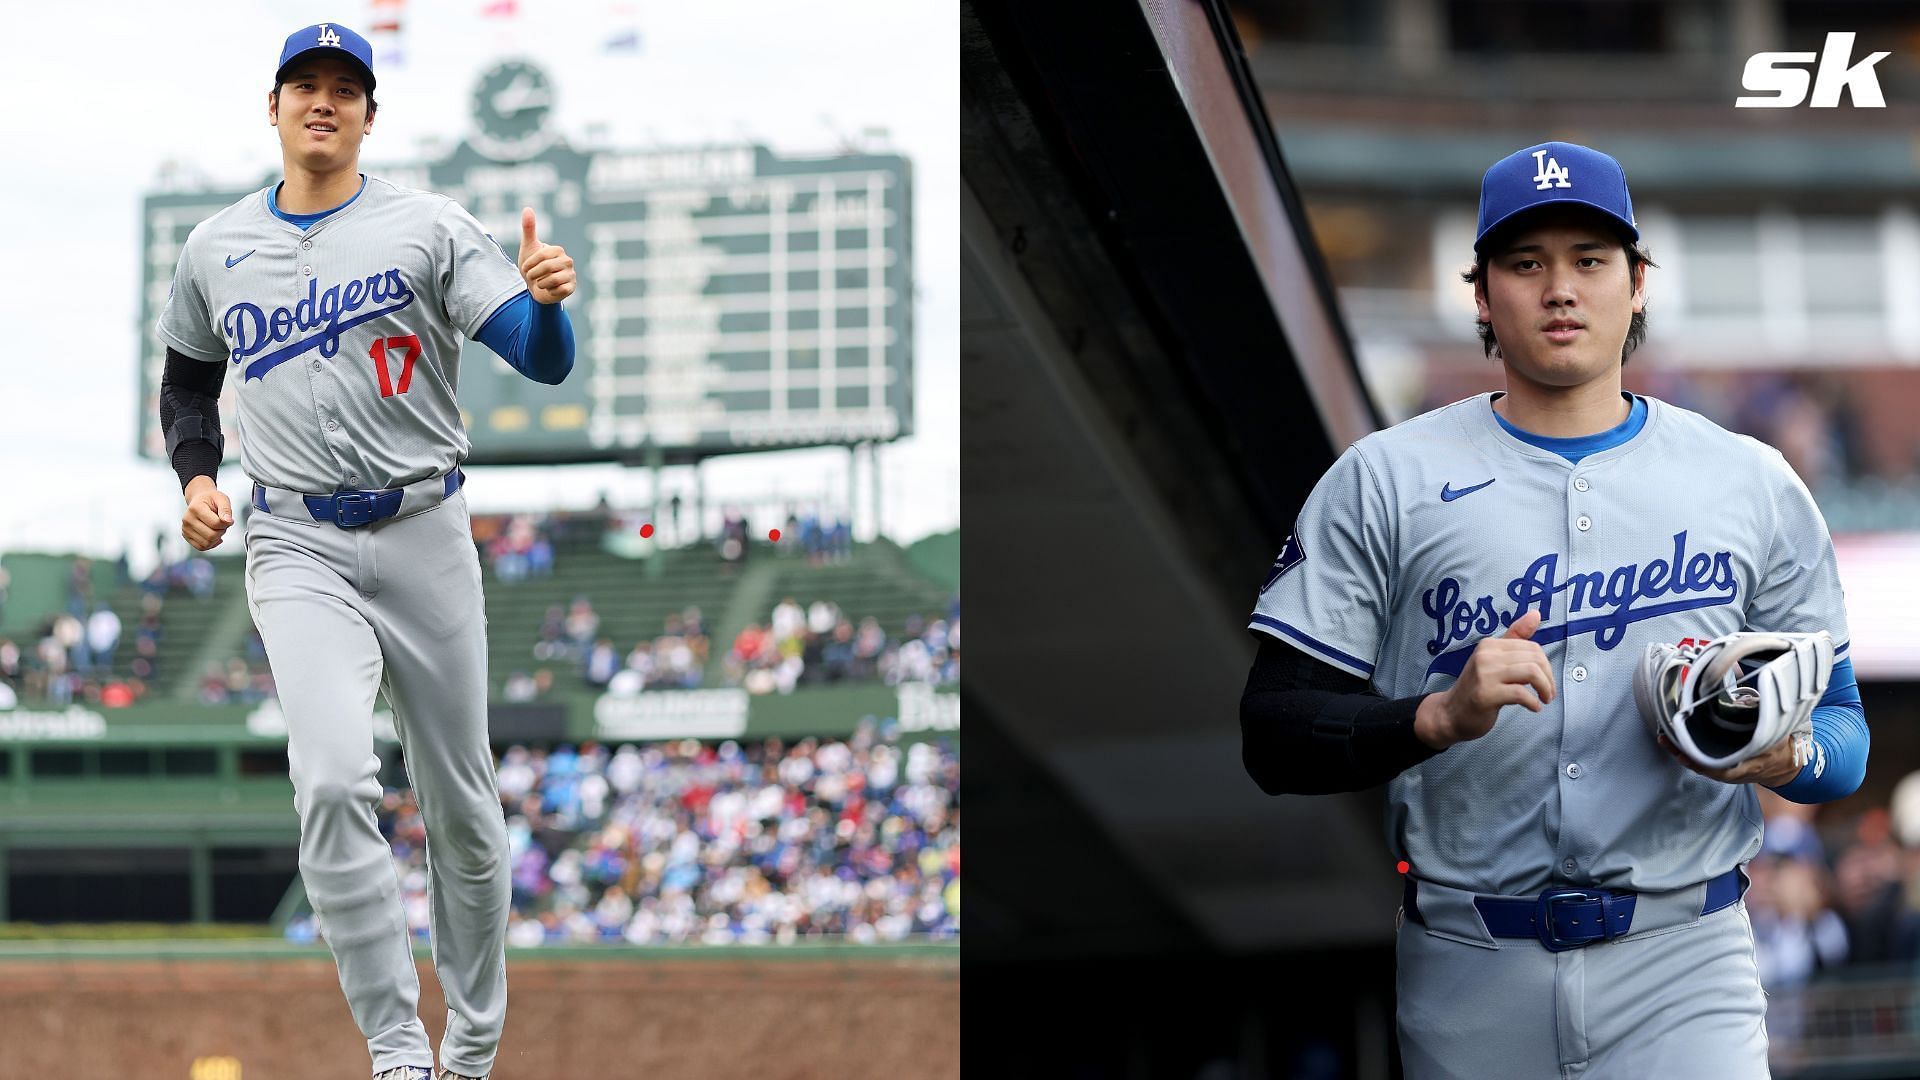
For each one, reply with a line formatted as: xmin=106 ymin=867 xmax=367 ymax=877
xmin=156 ymin=23 xmax=577 ymax=1080
xmin=1241 ymin=142 xmax=1869 ymax=1077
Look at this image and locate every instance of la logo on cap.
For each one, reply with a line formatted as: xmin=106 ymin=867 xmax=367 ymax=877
xmin=1531 ymin=149 xmax=1571 ymax=191
xmin=317 ymin=24 xmax=341 ymax=48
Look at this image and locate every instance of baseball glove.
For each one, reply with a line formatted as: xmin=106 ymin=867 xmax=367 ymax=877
xmin=1633 ymin=631 xmax=1834 ymax=773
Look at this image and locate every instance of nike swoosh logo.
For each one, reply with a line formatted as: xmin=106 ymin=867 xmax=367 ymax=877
xmin=1440 ymin=479 xmax=1496 ymax=502
xmin=225 ymin=250 xmax=256 ymax=269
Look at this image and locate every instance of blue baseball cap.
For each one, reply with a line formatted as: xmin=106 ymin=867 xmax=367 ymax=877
xmin=275 ymin=22 xmax=376 ymax=95
xmin=1475 ymin=141 xmax=1636 ymax=252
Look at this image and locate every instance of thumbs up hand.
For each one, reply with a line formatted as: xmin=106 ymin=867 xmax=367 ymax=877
xmin=518 ymin=206 xmax=576 ymax=304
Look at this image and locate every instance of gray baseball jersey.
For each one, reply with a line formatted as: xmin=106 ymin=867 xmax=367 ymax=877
xmin=158 ymin=175 xmax=527 ymax=491
xmin=157 ymin=174 xmax=528 ymax=1078
xmin=1249 ymin=393 xmax=1849 ymax=897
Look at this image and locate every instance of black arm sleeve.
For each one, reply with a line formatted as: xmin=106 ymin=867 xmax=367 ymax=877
xmin=1240 ymin=634 xmax=1443 ymax=796
xmin=159 ymin=347 xmax=227 ymax=492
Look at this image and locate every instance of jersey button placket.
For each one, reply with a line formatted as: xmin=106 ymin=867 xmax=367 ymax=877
xmin=1561 ymin=477 xmax=1592 ymax=885
xmin=303 ymin=249 xmax=344 ymax=463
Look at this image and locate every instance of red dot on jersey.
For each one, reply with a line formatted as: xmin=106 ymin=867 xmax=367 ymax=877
xmin=639 ymin=524 xmax=654 ymax=539
xmin=1396 ymin=861 xmax=1410 ymax=875
xmin=769 ymin=529 xmax=782 ymax=542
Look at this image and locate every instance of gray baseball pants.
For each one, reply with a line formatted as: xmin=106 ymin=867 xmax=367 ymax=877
xmin=1396 ymin=897 xmax=1769 ymax=1078
xmin=245 ymin=485 xmax=508 ymax=1078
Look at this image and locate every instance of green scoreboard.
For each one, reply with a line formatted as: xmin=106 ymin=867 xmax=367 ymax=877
xmin=139 ymin=61 xmax=913 ymax=467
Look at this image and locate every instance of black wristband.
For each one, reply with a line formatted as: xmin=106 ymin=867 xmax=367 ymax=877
xmin=170 ymin=439 xmax=223 ymax=492
xmin=1350 ymin=694 xmax=1442 ymax=777
xmin=160 ymin=347 xmax=228 ymax=492
xmin=1240 ymin=634 xmax=1441 ymax=795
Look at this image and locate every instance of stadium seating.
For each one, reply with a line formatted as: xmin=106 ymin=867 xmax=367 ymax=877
xmin=479 ymin=529 xmax=953 ymax=696
xmin=3 ymin=526 xmax=957 ymax=705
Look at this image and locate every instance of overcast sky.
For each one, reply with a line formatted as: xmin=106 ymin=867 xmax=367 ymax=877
xmin=1 ymin=0 xmax=956 ymax=571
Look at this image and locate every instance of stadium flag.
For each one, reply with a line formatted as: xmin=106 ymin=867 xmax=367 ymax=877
xmin=374 ymin=0 xmax=408 ymax=33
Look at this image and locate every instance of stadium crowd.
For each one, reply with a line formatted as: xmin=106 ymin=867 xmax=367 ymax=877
xmin=725 ymin=598 xmax=959 ymax=695
xmin=775 ymin=508 xmax=855 ymax=568
xmin=1745 ymin=777 xmax=1920 ymax=992
xmin=472 ymin=512 xmax=558 ymax=583
xmin=498 ymin=598 xmax=715 ymax=700
xmin=500 ymin=588 xmax=957 ymax=703
xmin=197 ymin=627 xmax=276 ymax=706
xmin=1 ymin=560 xmax=954 ymax=716
xmin=283 ymin=720 xmax=959 ymax=947
xmin=0 ymin=494 xmax=934 ymax=709
xmin=0 ymin=553 xmax=215 ymax=711
xmin=467 ymin=500 xmax=856 ymax=576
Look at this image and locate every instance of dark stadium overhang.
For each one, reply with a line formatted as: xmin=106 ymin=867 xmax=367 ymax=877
xmin=964 ymin=0 xmax=1392 ymax=956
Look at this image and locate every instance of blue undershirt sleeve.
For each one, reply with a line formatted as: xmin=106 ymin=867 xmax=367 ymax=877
xmin=1768 ymin=656 xmax=1867 ymax=804
xmin=475 ymin=291 xmax=574 ymax=385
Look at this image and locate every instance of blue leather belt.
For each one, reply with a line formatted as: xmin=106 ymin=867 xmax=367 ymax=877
xmin=251 ymin=468 xmax=464 ymax=528
xmin=1403 ymin=868 xmax=1745 ymax=953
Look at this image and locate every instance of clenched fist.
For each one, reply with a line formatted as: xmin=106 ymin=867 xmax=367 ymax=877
xmin=519 ymin=206 xmax=576 ymax=304
xmin=1414 ymin=609 xmax=1556 ymax=750
xmin=181 ymin=475 xmax=234 ymax=552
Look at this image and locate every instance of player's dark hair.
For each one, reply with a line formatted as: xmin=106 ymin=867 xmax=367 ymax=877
xmin=1461 ymin=227 xmax=1655 ymax=366
xmin=270 ymin=83 xmax=379 ymax=120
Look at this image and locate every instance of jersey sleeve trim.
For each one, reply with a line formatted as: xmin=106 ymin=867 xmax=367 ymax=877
xmin=1820 ymin=656 xmax=1861 ymax=708
xmin=1249 ymin=616 xmax=1375 ymax=678
xmin=156 ymin=328 xmax=225 ymax=365
xmin=470 ymin=282 xmax=532 ymax=340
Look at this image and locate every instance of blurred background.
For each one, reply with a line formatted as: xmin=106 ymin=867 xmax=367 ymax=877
xmin=1246 ymin=4 xmax=1920 ymax=1074
xmin=0 ymin=2 xmax=957 ymax=1077
xmin=965 ymin=0 xmax=1920 ymax=1077
xmin=1244 ymin=0 xmax=1920 ymax=548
